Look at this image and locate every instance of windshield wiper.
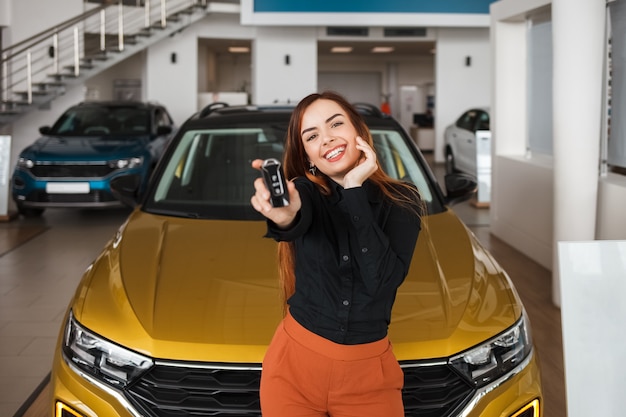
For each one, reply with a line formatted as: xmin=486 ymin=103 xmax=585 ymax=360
xmin=145 ymin=208 xmax=201 ymax=219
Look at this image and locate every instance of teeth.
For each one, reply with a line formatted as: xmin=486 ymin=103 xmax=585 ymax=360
xmin=326 ymin=147 xmax=345 ymax=160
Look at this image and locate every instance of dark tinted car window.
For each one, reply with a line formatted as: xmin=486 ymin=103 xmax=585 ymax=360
xmin=476 ymin=111 xmax=490 ymax=130
xmin=155 ymin=107 xmax=173 ymax=129
xmin=144 ymin=118 xmax=440 ymax=221
xmin=50 ymin=105 xmax=151 ymax=136
xmin=456 ymin=110 xmax=479 ymax=132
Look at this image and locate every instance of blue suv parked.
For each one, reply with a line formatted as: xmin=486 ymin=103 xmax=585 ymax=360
xmin=11 ymin=100 xmax=176 ymax=216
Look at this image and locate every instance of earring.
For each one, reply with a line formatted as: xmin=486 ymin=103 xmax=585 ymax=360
xmin=308 ymin=163 xmax=317 ymax=176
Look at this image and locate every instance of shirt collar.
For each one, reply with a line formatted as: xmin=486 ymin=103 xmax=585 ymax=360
xmin=328 ymin=178 xmax=383 ymax=204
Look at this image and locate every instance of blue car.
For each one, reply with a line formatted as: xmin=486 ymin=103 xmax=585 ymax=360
xmin=11 ymin=101 xmax=176 ymax=216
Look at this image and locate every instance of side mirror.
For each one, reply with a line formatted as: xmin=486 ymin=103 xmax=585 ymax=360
xmin=110 ymin=174 xmax=142 ymax=207
xmin=156 ymin=125 xmax=173 ymax=136
xmin=444 ymin=173 xmax=477 ymax=205
xmin=39 ymin=126 xmax=52 ymax=135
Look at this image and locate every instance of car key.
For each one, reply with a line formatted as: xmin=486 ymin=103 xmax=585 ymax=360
xmin=261 ymin=158 xmax=290 ymax=207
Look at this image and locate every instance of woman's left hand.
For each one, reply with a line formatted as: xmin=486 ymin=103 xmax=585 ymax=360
xmin=343 ymin=136 xmax=378 ymax=188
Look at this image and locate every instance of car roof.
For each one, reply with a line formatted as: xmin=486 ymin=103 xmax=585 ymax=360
xmin=144 ymin=100 xmax=449 ymax=218
xmin=72 ymin=100 xmax=164 ymax=110
xmin=181 ymin=102 xmax=403 ymax=131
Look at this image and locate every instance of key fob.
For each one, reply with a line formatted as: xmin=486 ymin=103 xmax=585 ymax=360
xmin=261 ymin=158 xmax=289 ymax=207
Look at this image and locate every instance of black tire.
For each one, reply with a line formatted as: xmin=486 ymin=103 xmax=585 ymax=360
xmin=17 ymin=204 xmax=45 ymax=217
xmin=445 ymin=148 xmax=457 ymax=175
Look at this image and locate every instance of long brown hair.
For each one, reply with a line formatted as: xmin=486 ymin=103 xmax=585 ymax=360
xmin=277 ymin=91 xmax=422 ymax=310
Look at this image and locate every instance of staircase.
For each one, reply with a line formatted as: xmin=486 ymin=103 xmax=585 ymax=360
xmin=0 ymin=0 xmax=212 ymax=126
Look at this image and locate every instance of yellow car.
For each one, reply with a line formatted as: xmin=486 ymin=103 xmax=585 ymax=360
xmin=51 ymin=103 xmax=542 ymax=417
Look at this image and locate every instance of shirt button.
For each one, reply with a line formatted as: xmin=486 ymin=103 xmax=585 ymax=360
xmin=342 ymin=300 xmax=350 ymax=306
xmin=353 ymin=215 xmax=360 ymax=221
xmin=361 ymin=247 xmax=368 ymax=253
xmin=340 ymin=326 xmax=345 ymax=332
xmin=342 ymin=255 xmax=349 ymax=262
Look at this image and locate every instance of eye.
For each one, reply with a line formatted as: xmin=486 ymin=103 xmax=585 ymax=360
xmin=331 ymin=121 xmax=344 ymax=128
xmin=304 ymin=133 xmax=317 ymax=142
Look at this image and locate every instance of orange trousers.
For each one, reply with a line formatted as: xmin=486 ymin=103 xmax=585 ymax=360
xmin=260 ymin=312 xmax=404 ymax=417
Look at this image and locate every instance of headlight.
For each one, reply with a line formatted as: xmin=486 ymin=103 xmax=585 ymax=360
xmin=17 ymin=157 xmax=34 ymax=168
xmin=109 ymin=156 xmax=143 ymax=169
xmin=62 ymin=311 xmax=153 ymax=388
xmin=449 ymin=312 xmax=532 ymax=388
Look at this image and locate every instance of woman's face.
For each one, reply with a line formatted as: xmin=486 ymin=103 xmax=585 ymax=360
xmin=300 ymin=99 xmax=362 ymax=183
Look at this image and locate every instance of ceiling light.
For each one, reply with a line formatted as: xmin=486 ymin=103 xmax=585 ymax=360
xmin=371 ymin=46 xmax=394 ymax=53
xmin=331 ymin=46 xmax=353 ymax=53
xmin=228 ymin=46 xmax=250 ymax=53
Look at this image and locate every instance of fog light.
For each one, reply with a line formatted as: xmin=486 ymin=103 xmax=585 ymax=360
xmin=13 ymin=177 xmax=26 ymax=189
xmin=510 ymin=398 xmax=540 ymax=417
xmin=55 ymin=401 xmax=85 ymax=417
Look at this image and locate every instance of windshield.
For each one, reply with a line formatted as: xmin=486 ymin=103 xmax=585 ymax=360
xmin=50 ymin=106 xmax=151 ymax=136
xmin=144 ymin=124 xmax=439 ymax=220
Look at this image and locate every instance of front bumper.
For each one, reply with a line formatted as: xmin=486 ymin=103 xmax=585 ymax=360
xmin=12 ymin=168 xmax=144 ymax=209
xmin=51 ymin=346 xmax=542 ymax=417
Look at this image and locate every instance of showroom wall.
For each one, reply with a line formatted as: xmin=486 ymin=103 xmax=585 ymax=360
xmin=434 ymin=28 xmax=491 ymax=163
xmin=489 ymin=0 xmax=626 ymax=310
xmin=3 ymin=0 xmax=492 ymax=211
xmin=1 ymin=0 xmax=83 ymax=45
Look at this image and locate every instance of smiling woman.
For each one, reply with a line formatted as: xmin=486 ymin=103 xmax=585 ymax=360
xmin=45 ymin=99 xmax=544 ymax=417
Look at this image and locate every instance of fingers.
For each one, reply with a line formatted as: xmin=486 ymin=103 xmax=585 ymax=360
xmin=250 ymin=160 xmax=272 ymax=213
xmin=250 ymin=177 xmax=301 ymax=229
xmin=343 ymin=136 xmax=378 ymax=188
xmin=251 ymin=158 xmax=264 ymax=170
xmin=355 ymin=136 xmax=377 ymax=164
xmin=251 ymin=177 xmax=273 ymax=213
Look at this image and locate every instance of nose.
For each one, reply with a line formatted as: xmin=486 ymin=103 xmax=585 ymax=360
xmin=321 ymin=130 xmax=335 ymax=145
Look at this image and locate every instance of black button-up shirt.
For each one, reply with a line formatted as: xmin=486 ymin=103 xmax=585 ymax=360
xmin=266 ymin=177 xmax=421 ymax=345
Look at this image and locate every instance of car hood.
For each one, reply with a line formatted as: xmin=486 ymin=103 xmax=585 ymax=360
xmin=71 ymin=209 xmax=521 ymax=363
xmin=24 ymin=135 xmax=149 ymax=160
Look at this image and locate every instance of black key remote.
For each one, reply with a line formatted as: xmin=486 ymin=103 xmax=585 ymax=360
xmin=261 ymin=158 xmax=289 ymax=207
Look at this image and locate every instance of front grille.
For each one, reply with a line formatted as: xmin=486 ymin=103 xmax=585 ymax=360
xmin=30 ymin=163 xmax=115 ymax=178
xmin=126 ymin=363 xmax=263 ymax=417
xmin=124 ymin=361 xmax=475 ymax=417
xmin=25 ymin=190 xmax=117 ymax=203
xmin=401 ymin=362 xmax=475 ymax=416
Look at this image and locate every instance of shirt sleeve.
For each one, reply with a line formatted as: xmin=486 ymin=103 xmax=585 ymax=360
xmin=339 ymin=185 xmax=421 ymax=296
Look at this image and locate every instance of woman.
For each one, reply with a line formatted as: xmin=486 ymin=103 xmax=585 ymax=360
xmin=250 ymin=91 xmax=423 ymax=416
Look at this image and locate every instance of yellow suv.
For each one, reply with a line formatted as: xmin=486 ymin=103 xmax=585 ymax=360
xmin=51 ymin=103 xmax=542 ymax=417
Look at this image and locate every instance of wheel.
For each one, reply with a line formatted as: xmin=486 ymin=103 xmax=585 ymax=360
xmin=17 ymin=204 xmax=45 ymax=217
xmin=445 ymin=148 xmax=457 ymax=175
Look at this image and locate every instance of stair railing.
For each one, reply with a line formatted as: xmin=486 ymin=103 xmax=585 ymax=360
xmin=0 ymin=0 xmax=206 ymax=112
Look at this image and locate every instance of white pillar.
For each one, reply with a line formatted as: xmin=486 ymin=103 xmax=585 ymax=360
xmin=252 ymin=27 xmax=317 ymax=105
xmin=387 ymin=62 xmax=399 ymax=120
xmin=551 ymin=0 xmax=605 ymax=307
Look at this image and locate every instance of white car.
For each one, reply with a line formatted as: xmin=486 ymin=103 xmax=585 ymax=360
xmin=444 ymin=107 xmax=490 ymax=176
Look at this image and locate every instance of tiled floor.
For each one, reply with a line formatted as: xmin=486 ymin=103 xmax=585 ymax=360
xmin=0 ymin=206 xmax=133 ymax=417
xmin=1 ymin=157 xmax=566 ymax=417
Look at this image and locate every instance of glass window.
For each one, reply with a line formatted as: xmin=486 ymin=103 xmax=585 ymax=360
xmin=476 ymin=111 xmax=490 ymax=131
xmin=51 ymin=106 xmax=150 ymax=136
xmin=147 ymin=127 xmax=285 ymax=219
xmin=370 ymin=129 xmax=433 ymax=204
xmin=456 ymin=111 xmax=478 ymax=132
xmin=145 ymin=124 xmax=438 ymax=220
xmin=155 ymin=108 xmax=173 ymax=128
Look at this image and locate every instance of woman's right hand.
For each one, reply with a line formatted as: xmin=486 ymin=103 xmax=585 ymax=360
xmin=250 ymin=159 xmax=301 ymax=228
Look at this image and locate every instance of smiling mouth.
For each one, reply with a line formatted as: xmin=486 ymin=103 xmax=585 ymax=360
xmin=324 ymin=146 xmax=346 ymax=160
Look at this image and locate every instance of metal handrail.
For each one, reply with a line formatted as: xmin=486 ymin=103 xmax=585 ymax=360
xmin=1 ymin=0 xmax=205 ymax=108
xmin=0 ymin=5 xmax=108 ymax=62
